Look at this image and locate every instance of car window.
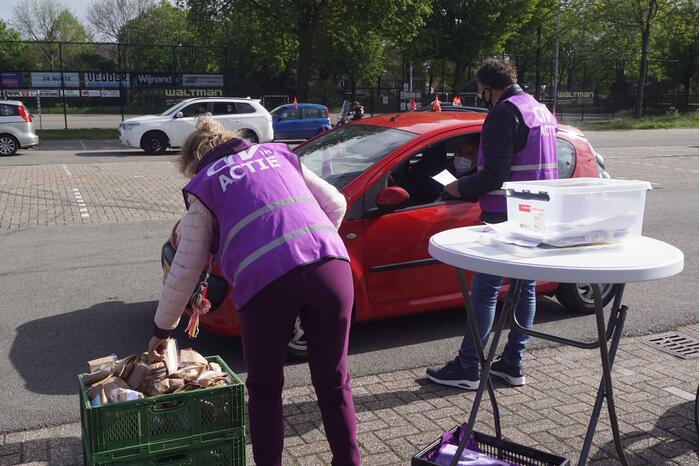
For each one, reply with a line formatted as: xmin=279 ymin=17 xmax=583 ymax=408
xmin=556 ymin=138 xmax=576 ymax=179
xmin=304 ymin=108 xmax=324 ymax=119
xmin=364 ymin=133 xmax=480 ymax=212
xmin=278 ymin=108 xmax=300 ymax=121
xmin=180 ymin=103 xmax=208 ymax=117
xmin=212 ymin=102 xmax=237 ymax=115
xmin=235 ymin=102 xmax=256 ymax=114
xmin=0 ymin=104 xmax=19 ymax=117
xmin=270 ymin=105 xmax=286 ymax=116
xmin=296 ymin=124 xmax=415 ymax=189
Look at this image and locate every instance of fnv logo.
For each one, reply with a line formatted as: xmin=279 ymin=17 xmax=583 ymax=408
xmin=518 ymin=204 xmax=531 ymax=212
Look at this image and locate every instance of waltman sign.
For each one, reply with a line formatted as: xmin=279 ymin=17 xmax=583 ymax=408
xmin=133 ymin=73 xmax=180 ymax=88
xmin=84 ymin=72 xmax=130 ymax=88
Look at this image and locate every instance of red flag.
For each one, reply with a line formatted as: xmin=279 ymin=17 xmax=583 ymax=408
xmin=452 ymin=95 xmax=462 ymax=106
xmin=292 ymin=96 xmax=298 ymax=109
xmin=432 ymin=95 xmax=441 ymax=112
xmin=410 ymin=97 xmax=416 ymax=111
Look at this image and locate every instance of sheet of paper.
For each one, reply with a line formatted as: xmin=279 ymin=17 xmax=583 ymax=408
xmin=431 ymin=169 xmax=457 ymax=186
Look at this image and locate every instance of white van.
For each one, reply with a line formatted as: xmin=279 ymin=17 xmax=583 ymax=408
xmin=118 ymin=97 xmax=274 ymax=154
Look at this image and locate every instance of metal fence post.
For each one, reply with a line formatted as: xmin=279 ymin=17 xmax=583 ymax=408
xmin=118 ymin=43 xmax=125 ymax=121
xmin=58 ymin=42 xmax=68 ymax=129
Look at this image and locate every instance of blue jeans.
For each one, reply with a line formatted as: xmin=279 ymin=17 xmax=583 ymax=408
xmin=457 ymin=273 xmax=536 ymax=368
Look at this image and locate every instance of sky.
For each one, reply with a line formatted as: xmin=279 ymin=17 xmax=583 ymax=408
xmin=1 ymin=0 xmax=92 ymax=24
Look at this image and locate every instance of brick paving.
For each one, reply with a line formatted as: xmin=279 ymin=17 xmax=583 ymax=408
xmin=0 ymin=162 xmax=185 ymax=229
xmin=1 ymin=325 xmax=697 ymax=465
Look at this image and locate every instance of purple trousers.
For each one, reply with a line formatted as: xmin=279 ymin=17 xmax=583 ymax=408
xmin=238 ymin=258 xmax=361 ymax=466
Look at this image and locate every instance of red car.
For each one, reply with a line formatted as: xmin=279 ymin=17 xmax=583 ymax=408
xmin=162 ymin=112 xmax=617 ymax=355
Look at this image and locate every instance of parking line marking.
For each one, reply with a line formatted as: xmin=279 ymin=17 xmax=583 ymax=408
xmin=71 ymin=187 xmax=89 ymax=218
xmin=79 ymin=139 xmax=87 ymax=150
xmin=62 ymin=164 xmax=73 ymax=176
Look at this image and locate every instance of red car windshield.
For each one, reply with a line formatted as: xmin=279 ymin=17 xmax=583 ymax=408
xmin=296 ymin=124 xmax=415 ymax=188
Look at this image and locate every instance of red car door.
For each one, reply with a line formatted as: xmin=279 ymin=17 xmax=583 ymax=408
xmin=361 ymin=134 xmax=482 ymax=317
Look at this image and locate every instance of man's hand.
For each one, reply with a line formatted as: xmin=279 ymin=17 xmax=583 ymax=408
xmin=444 ymin=180 xmax=461 ymax=199
xmin=148 ymin=336 xmax=168 ymax=362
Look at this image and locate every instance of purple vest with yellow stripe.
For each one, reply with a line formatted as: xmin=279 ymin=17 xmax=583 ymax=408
xmin=184 ymin=140 xmax=348 ymax=309
xmin=477 ymin=93 xmax=558 ymax=213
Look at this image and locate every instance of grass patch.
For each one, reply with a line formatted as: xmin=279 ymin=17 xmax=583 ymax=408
xmin=582 ymin=112 xmax=698 ymax=130
xmin=37 ymin=128 xmax=119 ymax=140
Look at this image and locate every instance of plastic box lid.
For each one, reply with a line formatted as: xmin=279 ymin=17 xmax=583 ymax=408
xmin=503 ymin=177 xmax=652 ymax=195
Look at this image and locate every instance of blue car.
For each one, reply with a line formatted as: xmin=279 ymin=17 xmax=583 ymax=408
xmin=271 ymin=103 xmax=332 ymax=140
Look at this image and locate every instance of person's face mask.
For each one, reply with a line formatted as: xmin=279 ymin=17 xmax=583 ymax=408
xmin=454 ymin=156 xmax=474 ymax=175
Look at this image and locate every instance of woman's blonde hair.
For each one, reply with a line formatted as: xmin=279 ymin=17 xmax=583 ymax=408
xmin=178 ymin=114 xmax=241 ymax=178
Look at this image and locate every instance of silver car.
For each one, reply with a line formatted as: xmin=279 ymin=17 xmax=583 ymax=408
xmin=0 ymin=100 xmax=39 ymax=155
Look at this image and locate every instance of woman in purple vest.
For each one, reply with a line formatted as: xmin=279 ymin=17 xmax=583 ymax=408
xmin=147 ymin=116 xmax=361 ymax=465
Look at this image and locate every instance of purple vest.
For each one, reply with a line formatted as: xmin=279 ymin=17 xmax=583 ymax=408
xmin=477 ymin=92 xmax=558 ymax=213
xmin=183 ymin=140 xmax=349 ymax=309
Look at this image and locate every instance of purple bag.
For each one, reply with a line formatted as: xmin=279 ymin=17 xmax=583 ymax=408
xmin=426 ymin=426 xmax=515 ymax=466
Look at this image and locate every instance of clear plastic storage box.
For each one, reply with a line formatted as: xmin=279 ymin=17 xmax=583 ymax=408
xmin=502 ymin=178 xmax=652 ymax=247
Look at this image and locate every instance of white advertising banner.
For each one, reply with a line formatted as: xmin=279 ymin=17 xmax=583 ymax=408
xmin=81 ymin=90 xmax=102 ymax=97
xmin=100 ymin=89 xmax=120 ymax=97
xmin=31 ymin=72 xmax=79 ymax=87
xmin=181 ymin=74 xmax=223 ymax=88
xmin=84 ymin=72 xmax=130 ymax=88
xmin=4 ymin=89 xmax=38 ymax=97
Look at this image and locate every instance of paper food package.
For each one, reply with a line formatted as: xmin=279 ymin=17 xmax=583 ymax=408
xmin=126 ymin=362 xmax=151 ymax=390
xmin=82 ymin=365 xmax=113 ymax=386
xmin=87 ymin=354 xmax=117 ymax=373
xmin=117 ymin=388 xmax=144 ymax=402
xmin=180 ymin=348 xmax=208 ymax=366
xmin=164 ymin=339 xmax=179 ymax=375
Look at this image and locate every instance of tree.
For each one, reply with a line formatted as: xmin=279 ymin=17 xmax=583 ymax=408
xmin=118 ymin=1 xmax=193 ymax=72
xmin=591 ymin=0 xmax=667 ymax=118
xmin=415 ymin=0 xmax=538 ymax=94
xmin=654 ymin=0 xmax=698 ymax=112
xmin=12 ymin=0 xmax=88 ymax=70
xmin=87 ymin=0 xmax=156 ymax=42
xmin=0 ymin=20 xmax=30 ymax=71
xmin=188 ymin=0 xmax=431 ymax=99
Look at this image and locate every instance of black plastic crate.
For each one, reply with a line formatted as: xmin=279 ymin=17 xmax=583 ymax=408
xmin=412 ymin=426 xmax=569 ymax=466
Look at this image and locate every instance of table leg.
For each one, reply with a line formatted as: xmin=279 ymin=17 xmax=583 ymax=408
xmin=450 ymin=273 xmax=523 ymax=466
xmin=578 ymin=284 xmax=629 ymax=466
xmin=578 ymin=303 xmax=627 ymax=465
xmin=455 ymin=270 xmax=503 ymax=439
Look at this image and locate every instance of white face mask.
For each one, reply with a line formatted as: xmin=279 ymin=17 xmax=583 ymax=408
xmin=454 ymin=156 xmax=473 ymax=175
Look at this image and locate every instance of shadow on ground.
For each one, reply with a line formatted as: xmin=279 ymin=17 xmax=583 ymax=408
xmin=9 ymin=295 xmax=584 ymax=395
xmin=589 ymin=399 xmax=699 ymax=464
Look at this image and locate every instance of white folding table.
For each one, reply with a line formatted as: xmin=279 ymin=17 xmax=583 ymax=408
xmin=429 ymin=226 xmax=684 ymax=466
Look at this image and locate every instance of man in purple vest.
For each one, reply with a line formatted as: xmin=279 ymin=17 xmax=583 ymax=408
xmin=428 ymin=59 xmax=558 ymax=390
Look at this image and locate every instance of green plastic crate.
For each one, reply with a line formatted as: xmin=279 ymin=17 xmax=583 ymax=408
xmin=87 ymin=427 xmax=246 ymax=466
xmin=79 ymin=355 xmax=245 ymax=462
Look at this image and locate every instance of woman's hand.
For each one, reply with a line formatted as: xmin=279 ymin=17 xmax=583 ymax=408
xmin=148 ymin=336 xmax=168 ymax=362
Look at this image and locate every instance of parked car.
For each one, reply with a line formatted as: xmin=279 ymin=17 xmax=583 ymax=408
xmin=0 ymin=100 xmax=39 ymax=156
xmin=118 ymin=97 xmax=274 ymax=154
xmin=270 ymin=103 xmax=332 ymax=139
xmin=162 ymin=111 xmax=616 ymax=355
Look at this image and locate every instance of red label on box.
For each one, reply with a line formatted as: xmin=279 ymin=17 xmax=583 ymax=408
xmin=518 ymin=204 xmax=531 ymax=212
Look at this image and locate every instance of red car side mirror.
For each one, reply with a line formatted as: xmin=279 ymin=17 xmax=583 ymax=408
xmin=376 ymin=186 xmax=410 ymax=212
